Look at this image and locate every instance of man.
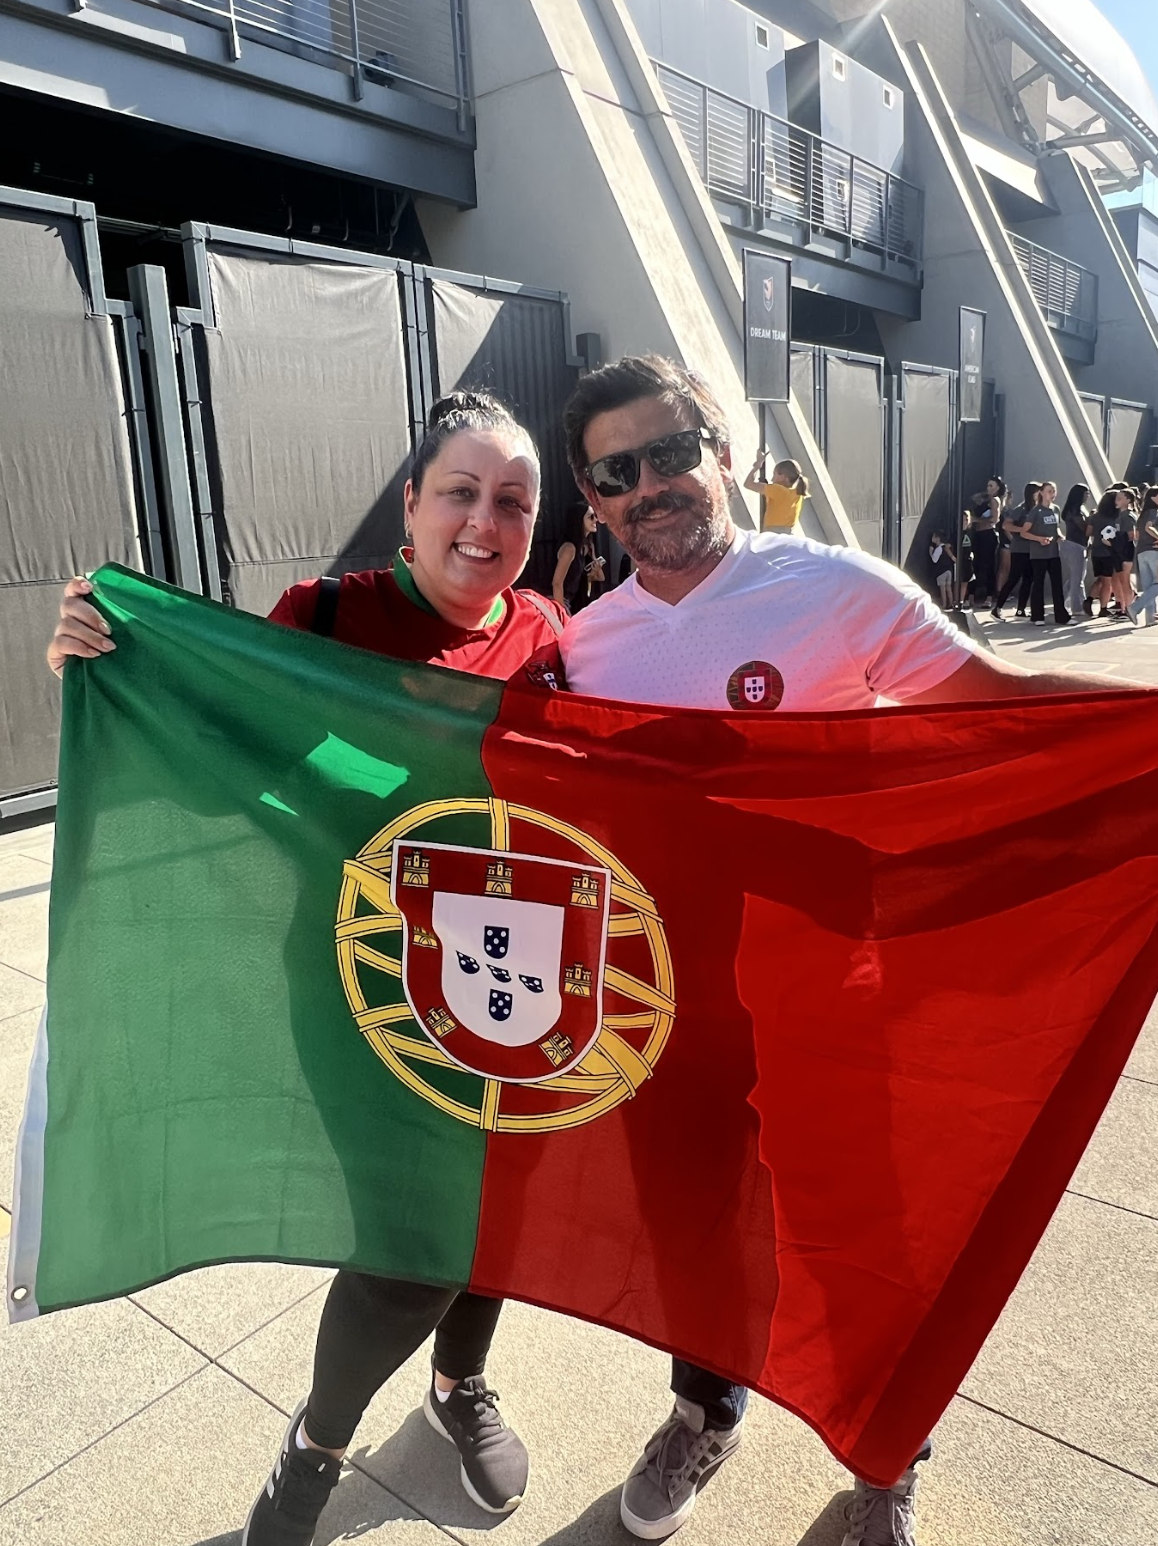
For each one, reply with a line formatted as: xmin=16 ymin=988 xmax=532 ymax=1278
xmin=558 ymin=354 xmax=1142 ymax=1546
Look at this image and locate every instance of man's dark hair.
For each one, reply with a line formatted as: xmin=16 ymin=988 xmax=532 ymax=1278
xmin=411 ymin=389 xmax=537 ymax=494
xmin=562 ymin=354 xmax=732 ymax=481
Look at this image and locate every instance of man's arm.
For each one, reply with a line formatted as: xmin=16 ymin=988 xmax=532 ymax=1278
xmin=906 ymin=651 xmax=1151 ymax=705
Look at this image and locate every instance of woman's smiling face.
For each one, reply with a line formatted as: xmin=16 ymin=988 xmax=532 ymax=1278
xmin=405 ymin=428 xmax=539 ymax=622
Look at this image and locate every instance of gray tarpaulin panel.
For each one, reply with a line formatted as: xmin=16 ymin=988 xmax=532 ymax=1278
xmin=1106 ymin=400 xmax=1150 ymax=484
xmin=0 ymin=207 xmax=139 ymax=799
xmin=1079 ymin=393 xmax=1106 ymax=447
xmin=822 ymin=354 xmax=885 ymax=557
xmin=790 ymin=347 xmax=816 ymax=437
xmin=200 ymin=249 xmax=412 ymax=617
xmin=900 ymin=368 xmax=953 ymax=577
xmin=429 ymin=279 xmax=578 ymax=593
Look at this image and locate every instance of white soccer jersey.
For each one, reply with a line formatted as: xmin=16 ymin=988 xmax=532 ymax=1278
xmin=560 ymin=530 xmax=977 ymax=712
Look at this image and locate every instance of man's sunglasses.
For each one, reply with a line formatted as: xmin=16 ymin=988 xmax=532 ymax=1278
xmin=585 ymin=427 xmax=717 ymax=498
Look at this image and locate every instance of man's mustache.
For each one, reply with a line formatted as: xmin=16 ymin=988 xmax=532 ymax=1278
xmin=625 ymin=491 xmax=697 ymax=526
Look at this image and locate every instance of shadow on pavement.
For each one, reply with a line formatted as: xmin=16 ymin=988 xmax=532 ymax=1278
xmin=351 ymin=1408 xmax=508 ymax=1531
xmin=796 ymin=1490 xmax=854 ymax=1545
xmin=533 ymin=1487 xmax=631 ymax=1544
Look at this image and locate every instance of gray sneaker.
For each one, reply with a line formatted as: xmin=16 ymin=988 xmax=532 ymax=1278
xmin=422 ymin=1373 xmax=528 ymax=1514
xmin=841 ymin=1466 xmax=919 ymax=1546
xmin=620 ymin=1397 xmax=743 ymax=1539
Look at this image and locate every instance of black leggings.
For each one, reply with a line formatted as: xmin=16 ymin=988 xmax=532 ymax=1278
xmin=304 ymin=1272 xmax=504 ymax=1449
xmin=995 ymin=551 xmax=1032 ymax=611
xmin=1030 ymin=556 xmax=1068 ymax=622
xmin=971 ymin=529 xmax=998 ymax=600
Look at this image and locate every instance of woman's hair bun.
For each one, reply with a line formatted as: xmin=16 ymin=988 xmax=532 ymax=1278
xmin=411 ymin=389 xmax=539 ymax=494
xmin=426 ymin=389 xmax=509 ymax=430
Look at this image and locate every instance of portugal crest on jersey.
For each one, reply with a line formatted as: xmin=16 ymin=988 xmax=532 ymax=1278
xmin=391 ymin=843 xmax=609 ymax=1082
xmin=726 ymin=659 xmax=785 ymax=710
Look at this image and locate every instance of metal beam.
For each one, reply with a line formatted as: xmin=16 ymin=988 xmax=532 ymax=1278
xmin=962 ymin=4 xmax=1041 ymax=154
xmin=1012 ymin=62 xmax=1047 ymax=92
xmin=970 ymin=0 xmax=1158 ymax=170
xmin=126 ymin=264 xmax=203 ymax=594
xmin=1048 ymin=131 xmax=1124 ymax=151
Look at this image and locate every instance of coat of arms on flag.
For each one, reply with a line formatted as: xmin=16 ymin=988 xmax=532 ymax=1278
xmin=392 ymin=842 xmax=609 ymax=1081
xmin=334 ymin=798 xmax=675 ymax=1132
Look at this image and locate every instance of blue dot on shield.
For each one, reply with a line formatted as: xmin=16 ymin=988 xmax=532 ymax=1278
xmin=484 ymin=926 xmax=510 ymax=960
xmin=520 ymin=975 xmax=544 ymax=993
xmin=457 ymin=953 xmax=480 ymax=975
xmin=489 ymin=967 xmax=511 ymax=982
xmin=489 ymin=990 xmax=513 ymax=1022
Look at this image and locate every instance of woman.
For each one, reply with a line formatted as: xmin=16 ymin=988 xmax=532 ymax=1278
xmin=965 ymin=476 xmax=1004 ymax=608
xmin=1112 ymin=486 xmax=1138 ymax=613
xmin=48 ymin=391 xmax=565 ymax=1546
xmin=744 ymin=451 xmax=810 ymax=531
xmin=990 ymin=481 xmax=1040 ymax=620
xmin=1057 ymin=483 xmax=1092 ymax=618
xmin=1025 ymin=479 xmax=1072 ymax=626
xmin=551 ymin=500 xmax=605 ymax=613
xmin=1128 ymin=486 xmax=1158 ymax=626
xmin=993 ymin=479 xmax=1013 ymax=597
xmin=1089 ymin=487 xmax=1128 ymax=619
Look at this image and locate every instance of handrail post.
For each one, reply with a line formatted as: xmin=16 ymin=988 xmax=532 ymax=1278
xmin=451 ymin=0 xmax=469 ymax=131
xmin=702 ymin=80 xmax=709 ymax=181
xmin=226 ymin=0 xmax=241 ymax=60
xmin=347 ymin=0 xmax=363 ymax=99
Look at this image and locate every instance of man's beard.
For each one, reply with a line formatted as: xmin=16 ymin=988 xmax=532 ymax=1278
xmin=618 ymin=490 xmax=732 ymax=572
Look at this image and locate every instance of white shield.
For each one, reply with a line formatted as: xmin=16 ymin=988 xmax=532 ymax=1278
xmin=744 ymin=675 xmax=766 ymax=704
xmin=433 ymin=891 xmax=564 ymax=1047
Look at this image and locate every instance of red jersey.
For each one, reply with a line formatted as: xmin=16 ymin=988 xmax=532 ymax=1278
xmin=267 ymin=558 xmax=566 ymax=679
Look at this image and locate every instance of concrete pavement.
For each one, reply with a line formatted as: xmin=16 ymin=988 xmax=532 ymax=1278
xmin=1 ymin=611 xmax=1157 ymax=1544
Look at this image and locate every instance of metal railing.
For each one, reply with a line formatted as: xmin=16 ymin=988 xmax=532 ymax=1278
xmin=1009 ymin=233 xmax=1098 ymax=341
xmin=656 ymin=62 xmax=923 ymax=276
xmin=133 ymin=0 xmax=469 ymax=117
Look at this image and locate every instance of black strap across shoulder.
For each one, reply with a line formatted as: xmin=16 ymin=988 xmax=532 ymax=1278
xmin=311 ymin=575 xmax=341 ymax=638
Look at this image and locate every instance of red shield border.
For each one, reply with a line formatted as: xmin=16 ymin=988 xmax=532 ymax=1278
xmin=390 ymin=841 xmax=611 ymax=1083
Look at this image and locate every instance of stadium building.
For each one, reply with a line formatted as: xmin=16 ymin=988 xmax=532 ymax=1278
xmin=2 ymin=0 xmax=1157 ymax=811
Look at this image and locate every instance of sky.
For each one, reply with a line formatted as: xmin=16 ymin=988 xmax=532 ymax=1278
xmin=1093 ymin=0 xmax=1158 ymax=91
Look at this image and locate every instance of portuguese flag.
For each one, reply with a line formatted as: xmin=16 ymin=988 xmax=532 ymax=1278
xmin=11 ymin=563 xmax=1158 ymax=1488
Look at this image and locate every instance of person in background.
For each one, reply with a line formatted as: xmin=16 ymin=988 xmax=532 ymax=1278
xmin=1128 ymin=486 xmax=1158 ymax=627
xmin=552 ymin=500 xmax=605 ymax=614
xmin=1112 ymin=487 xmax=1138 ymax=615
xmin=1058 ymin=483 xmax=1091 ymax=619
xmin=990 ymin=481 xmax=1040 ymax=620
xmin=744 ymin=450 xmax=810 ymax=532
xmin=956 ymin=524 xmax=975 ymax=610
xmin=965 ymin=477 xmax=1004 ymax=609
xmin=1089 ymin=489 xmax=1125 ymax=619
xmin=929 ymin=531 xmax=956 ymax=611
xmin=1025 ymin=479 xmax=1073 ymax=626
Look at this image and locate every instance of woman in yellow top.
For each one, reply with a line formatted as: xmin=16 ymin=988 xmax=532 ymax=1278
xmin=743 ymin=450 xmax=810 ymax=531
